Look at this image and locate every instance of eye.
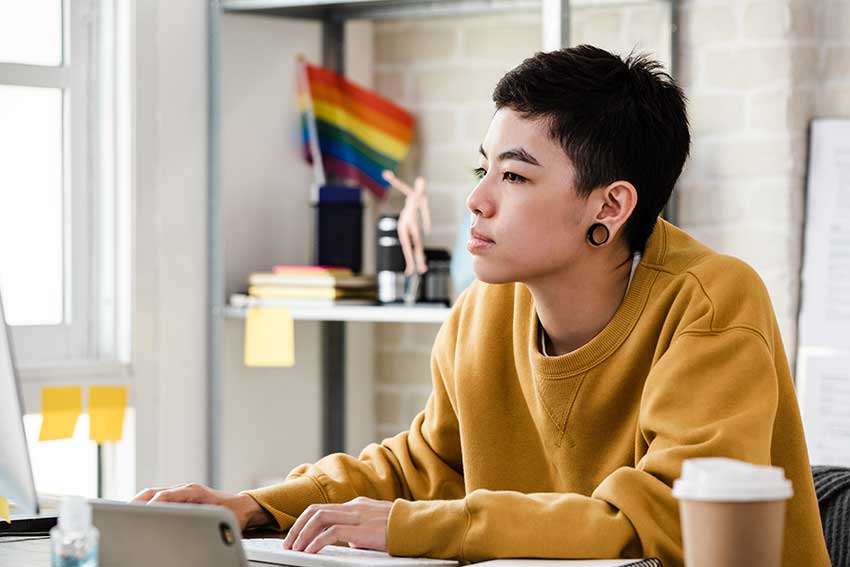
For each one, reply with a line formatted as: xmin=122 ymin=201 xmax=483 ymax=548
xmin=472 ymin=167 xmax=487 ymax=180
xmin=503 ymin=171 xmax=526 ymax=183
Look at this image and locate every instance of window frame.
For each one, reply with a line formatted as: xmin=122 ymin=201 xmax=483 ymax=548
xmin=1 ymin=0 xmax=135 ymax=501
xmin=0 ymin=0 xmax=130 ymax=377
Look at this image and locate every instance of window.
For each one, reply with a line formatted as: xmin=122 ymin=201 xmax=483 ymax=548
xmin=0 ymin=0 xmax=133 ymax=500
xmin=0 ymin=0 xmax=131 ymax=371
xmin=23 ymin=414 xmax=99 ymax=498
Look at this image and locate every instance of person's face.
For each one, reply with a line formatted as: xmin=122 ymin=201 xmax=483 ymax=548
xmin=467 ymin=107 xmax=594 ymax=285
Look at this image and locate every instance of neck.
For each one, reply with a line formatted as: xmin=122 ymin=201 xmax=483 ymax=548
xmin=528 ymin=244 xmax=633 ymax=356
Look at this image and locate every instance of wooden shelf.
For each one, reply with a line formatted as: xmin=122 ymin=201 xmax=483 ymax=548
xmin=224 ymin=302 xmax=451 ymax=323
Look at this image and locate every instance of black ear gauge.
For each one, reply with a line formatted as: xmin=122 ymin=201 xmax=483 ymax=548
xmin=587 ymin=223 xmax=610 ymax=247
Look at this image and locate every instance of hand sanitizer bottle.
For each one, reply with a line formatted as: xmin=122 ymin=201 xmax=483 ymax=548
xmin=50 ymin=495 xmax=100 ymax=567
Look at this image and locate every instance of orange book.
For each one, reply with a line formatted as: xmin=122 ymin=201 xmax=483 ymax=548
xmin=249 ymin=285 xmax=376 ymax=300
xmin=271 ymin=265 xmax=353 ymax=277
xmin=249 ymin=272 xmax=375 ymax=289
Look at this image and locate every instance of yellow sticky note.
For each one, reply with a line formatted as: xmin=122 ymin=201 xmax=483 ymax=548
xmin=89 ymin=386 xmax=128 ymax=443
xmin=244 ymin=307 xmax=295 ymax=367
xmin=39 ymin=386 xmax=83 ymax=441
xmin=0 ymin=496 xmax=9 ymax=523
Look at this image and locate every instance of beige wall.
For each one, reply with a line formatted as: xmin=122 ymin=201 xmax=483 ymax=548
xmin=218 ymin=16 xmax=378 ymax=492
xmin=677 ymin=0 xmax=812 ymax=362
xmin=132 ymin=0 xmax=209 ymax=490
xmin=677 ymin=0 xmax=850 ymax=368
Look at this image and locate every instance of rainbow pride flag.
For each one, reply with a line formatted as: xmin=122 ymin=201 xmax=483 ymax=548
xmin=297 ymin=61 xmax=415 ymax=198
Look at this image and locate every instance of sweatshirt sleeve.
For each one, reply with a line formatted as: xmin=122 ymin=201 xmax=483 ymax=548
xmin=387 ymin=327 xmax=779 ymax=565
xmin=244 ymin=308 xmax=467 ymax=531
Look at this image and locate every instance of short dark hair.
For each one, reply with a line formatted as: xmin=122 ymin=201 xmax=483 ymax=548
xmin=492 ymin=45 xmax=690 ymax=253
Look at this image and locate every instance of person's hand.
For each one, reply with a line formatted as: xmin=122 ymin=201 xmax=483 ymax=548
xmin=132 ymin=483 xmax=274 ymax=530
xmin=382 ymin=170 xmax=431 ymax=276
xmin=282 ymin=496 xmax=392 ymax=554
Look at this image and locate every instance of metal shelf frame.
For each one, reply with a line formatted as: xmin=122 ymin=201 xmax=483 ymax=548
xmin=207 ymin=0 xmax=678 ymax=486
xmin=223 ymin=0 xmax=542 ymax=20
xmin=222 ymin=0 xmax=671 ymax=20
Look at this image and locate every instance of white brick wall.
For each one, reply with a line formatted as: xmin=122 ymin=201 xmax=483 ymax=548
xmin=374 ymin=323 xmax=442 ymax=439
xmin=678 ymin=0 xmax=799 ymax=358
xmin=815 ymin=1 xmax=850 ymax=117
xmin=678 ymin=0 xmax=850 ymax=365
xmin=368 ymin=1 xmax=850 ymax=436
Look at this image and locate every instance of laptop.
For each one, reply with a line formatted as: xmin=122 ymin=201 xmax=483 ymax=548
xmin=0 ymin=288 xmax=59 ymax=534
xmin=92 ymin=500 xmax=249 ymax=567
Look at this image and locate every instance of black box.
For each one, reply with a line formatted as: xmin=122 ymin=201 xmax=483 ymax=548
xmin=313 ymin=184 xmax=363 ymax=272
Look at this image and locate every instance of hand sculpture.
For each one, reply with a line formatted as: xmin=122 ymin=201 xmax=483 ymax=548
xmin=382 ymin=170 xmax=431 ymax=276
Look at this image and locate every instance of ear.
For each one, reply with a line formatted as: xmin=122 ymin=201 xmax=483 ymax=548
xmin=593 ymin=180 xmax=638 ymax=241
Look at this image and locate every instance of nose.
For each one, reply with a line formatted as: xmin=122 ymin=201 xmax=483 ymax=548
xmin=466 ymin=176 xmax=495 ymax=219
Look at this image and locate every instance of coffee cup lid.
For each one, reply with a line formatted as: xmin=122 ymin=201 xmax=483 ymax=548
xmin=672 ymin=458 xmax=793 ymax=502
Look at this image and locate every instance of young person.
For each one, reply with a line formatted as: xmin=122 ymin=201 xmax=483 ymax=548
xmin=134 ymin=46 xmax=830 ymax=566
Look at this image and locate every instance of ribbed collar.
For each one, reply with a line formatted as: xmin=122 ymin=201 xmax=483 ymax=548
xmin=526 ymin=219 xmax=669 ymax=379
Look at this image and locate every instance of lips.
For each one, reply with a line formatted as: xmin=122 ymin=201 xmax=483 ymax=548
xmin=470 ymin=228 xmax=494 ymax=243
xmin=467 ymin=228 xmax=495 ymax=253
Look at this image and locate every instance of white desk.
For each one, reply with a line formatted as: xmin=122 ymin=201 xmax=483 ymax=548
xmin=0 ymin=537 xmax=662 ymax=567
xmin=0 ymin=536 xmax=271 ymax=566
xmin=0 ymin=537 xmax=50 ymax=567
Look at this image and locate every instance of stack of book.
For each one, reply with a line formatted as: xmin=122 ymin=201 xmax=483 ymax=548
xmin=230 ymin=265 xmax=377 ymax=308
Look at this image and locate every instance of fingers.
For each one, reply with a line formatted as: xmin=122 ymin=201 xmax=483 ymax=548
xmin=131 ymin=487 xmax=171 ymax=503
xmin=287 ymin=507 xmax=358 ymax=552
xmin=283 ymin=498 xmax=391 ymax=555
xmin=303 ymin=525 xmax=362 ymax=554
xmin=282 ymin=503 xmax=341 ymax=549
xmin=145 ymin=483 xmax=211 ymax=505
xmin=149 ymin=486 xmax=195 ymax=504
xmin=282 ymin=503 xmax=318 ymax=550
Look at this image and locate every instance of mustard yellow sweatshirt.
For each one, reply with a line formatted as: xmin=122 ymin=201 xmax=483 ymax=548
xmin=247 ymin=219 xmax=830 ymax=567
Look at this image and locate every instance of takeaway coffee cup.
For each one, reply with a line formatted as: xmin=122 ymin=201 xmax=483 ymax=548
xmin=672 ymin=458 xmax=793 ymax=567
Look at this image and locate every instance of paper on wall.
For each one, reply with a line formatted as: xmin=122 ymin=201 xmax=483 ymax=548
xmin=798 ymin=119 xmax=850 ymax=350
xmin=89 ymin=385 xmax=128 ymax=443
xmin=797 ymin=351 xmax=850 ymax=466
xmin=0 ymin=496 xmax=9 ymax=523
xmin=244 ymin=307 xmax=295 ymax=367
xmin=38 ymin=386 xmax=83 ymax=441
xmin=797 ymin=119 xmax=850 ymax=465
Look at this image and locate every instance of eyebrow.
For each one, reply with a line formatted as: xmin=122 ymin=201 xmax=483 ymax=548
xmin=479 ymin=145 xmax=541 ymax=166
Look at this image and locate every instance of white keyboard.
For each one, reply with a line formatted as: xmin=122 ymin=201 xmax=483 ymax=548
xmin=242 ymin=540 xmax=459 ymax=567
